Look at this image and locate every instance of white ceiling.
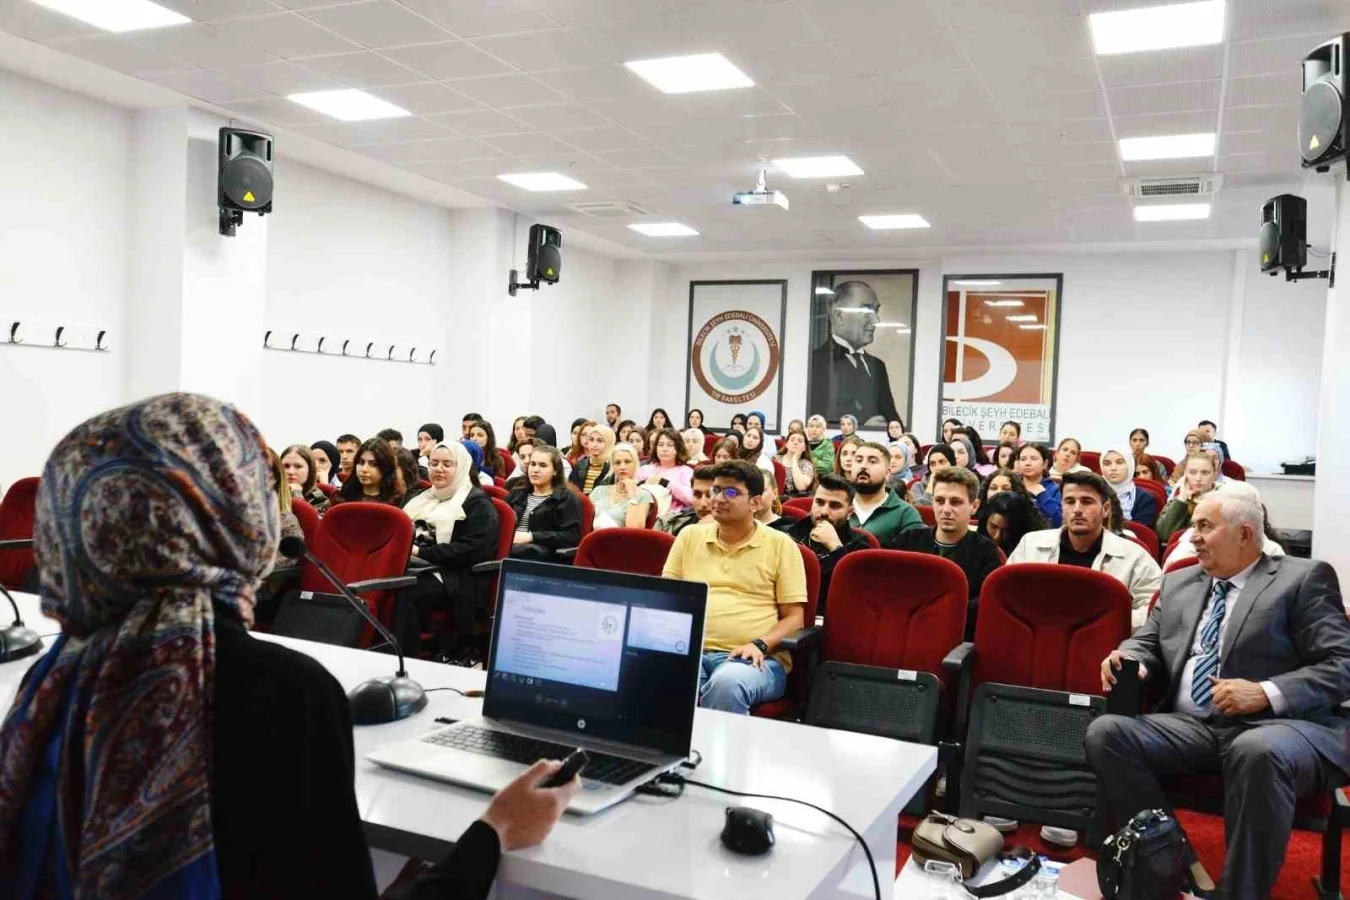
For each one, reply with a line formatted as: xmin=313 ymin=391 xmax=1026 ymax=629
xmin=1 ymin=0 xmax=1347 ymax=256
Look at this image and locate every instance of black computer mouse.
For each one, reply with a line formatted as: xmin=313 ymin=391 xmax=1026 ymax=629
xmin=721 ymin=806 xmax=775 ymax=856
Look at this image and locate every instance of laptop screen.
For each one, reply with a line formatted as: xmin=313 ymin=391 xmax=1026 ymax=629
xmin=484 ymin=560 xmax=707 ymax=757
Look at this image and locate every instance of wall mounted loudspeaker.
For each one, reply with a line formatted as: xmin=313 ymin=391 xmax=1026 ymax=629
xmin=1259 ymin=194 xmax=1307 ymax=275
xmin=508 ymin=224 xmax=563 ymax=296
xmin=1301 ymin=33 xmax=1349 ymax=174
xmin=219 ymin=127 xmax=274 ymax=236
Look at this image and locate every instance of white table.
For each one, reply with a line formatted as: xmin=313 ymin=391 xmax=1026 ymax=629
xmin=1246 ymin=473 xmax=1315 ymax=532
xmin=1 ymin=591 xmax=935 ymax=900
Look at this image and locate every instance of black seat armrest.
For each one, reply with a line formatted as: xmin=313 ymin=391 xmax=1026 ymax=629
xmin=0 ymin=539 xmax=34 ymax=551
xmin=778 ymin=625 xmax=823 ymax=652
xmin=555 ymin=547 xmax=579 ymax=560
xmin=406 ymin=558 xmax=437 ymax=574
xmin=942 ymin=641 xmax=975 ymax=675
xmin=347 ymin=576 xmax=417 ymax=594
xmin=471 ymin=560 xmax=503 ymax=575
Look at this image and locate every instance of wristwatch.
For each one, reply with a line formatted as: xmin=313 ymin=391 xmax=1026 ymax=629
xmin=751 ymin=638 xmax=769 ymax=655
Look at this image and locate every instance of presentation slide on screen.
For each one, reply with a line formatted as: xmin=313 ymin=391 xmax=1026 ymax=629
xmin=627 ymin=607 xmax=694 ymax=656
xmin=496 ymin=591 xmax=628 ymax=691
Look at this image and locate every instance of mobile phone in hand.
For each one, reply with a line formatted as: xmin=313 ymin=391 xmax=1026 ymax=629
xmin=1106 ymin=657 xmax=1142 ymax=716
xmin=541 ymin=749 xmax=589 ymax=788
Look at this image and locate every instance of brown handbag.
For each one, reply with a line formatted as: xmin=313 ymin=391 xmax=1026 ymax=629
xmin=910 ymin=813 xmax=1042 ymax=897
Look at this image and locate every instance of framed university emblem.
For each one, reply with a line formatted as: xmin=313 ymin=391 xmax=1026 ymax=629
xmin=684 ymin=280 xmax=787 ymax=433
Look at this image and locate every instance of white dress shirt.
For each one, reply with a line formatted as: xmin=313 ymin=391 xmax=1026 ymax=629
xmin=1172 ymin=557 xmax=1287 ymax=717
xmin=831 ymin=334 xmax=871 ymax=375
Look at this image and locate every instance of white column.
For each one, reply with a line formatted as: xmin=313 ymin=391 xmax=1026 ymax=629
xmin=1311 ymin=174 xmax=1350 ymax=577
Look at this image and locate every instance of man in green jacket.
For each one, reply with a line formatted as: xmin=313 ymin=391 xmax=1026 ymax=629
xmin=806 ymin=414 xmax=836 ymax=474
xmin=848 ymin=441 xmax=924 ymax=543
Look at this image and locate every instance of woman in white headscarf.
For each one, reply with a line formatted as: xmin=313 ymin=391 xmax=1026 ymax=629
xmin=402 ymin=441 xmax=500 ymax=663
xmin=1099 ymin=445 xmax=1159 ymax=529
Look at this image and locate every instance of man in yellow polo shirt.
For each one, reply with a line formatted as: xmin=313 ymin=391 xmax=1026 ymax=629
xmin=663 ymin=460 xmax=808 ymax=714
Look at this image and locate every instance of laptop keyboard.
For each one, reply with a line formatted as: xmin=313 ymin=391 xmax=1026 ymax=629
xmin=423 ymin=725 xmax=658 ymax=786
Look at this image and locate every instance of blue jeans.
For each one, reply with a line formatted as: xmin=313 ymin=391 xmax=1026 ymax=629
xmin=699 ymin=651 xmax=787 ymax=715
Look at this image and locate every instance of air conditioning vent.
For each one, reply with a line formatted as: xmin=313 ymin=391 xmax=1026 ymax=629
xmin=567 ymin=200 xmax=650 ymax=219
xmin=1123 ymin=175 xmax=1223 ymax=198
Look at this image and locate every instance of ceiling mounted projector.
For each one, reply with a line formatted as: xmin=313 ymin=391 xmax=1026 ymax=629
xmin=732 ymin=169 xmax=789 ymax=210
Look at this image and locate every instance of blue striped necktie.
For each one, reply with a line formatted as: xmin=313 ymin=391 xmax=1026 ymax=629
xmin=1190 ymin=580 xmax=1233 ymax=709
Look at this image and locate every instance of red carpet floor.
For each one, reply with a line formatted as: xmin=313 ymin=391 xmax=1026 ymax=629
xmin=897 ymin=811 xmax=1346 ymax=899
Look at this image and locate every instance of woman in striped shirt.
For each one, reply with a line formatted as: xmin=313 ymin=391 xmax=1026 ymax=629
xmin=507 ymin=446 xmax=583 ymax=561
xmin=569 ymin=424 xmax=614 ymax=495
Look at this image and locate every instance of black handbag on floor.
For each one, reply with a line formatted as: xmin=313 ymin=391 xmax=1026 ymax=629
xmin=1097 ymin=809 xmax=1188 ymax=899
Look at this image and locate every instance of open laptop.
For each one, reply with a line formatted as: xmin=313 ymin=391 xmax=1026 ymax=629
xmin=367 ymin=559 xmax=707 ymax=815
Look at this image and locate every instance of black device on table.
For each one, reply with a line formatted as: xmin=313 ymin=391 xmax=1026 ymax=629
xmin=1107 ymin=656 xmax=1142 ymax=717
xmin=721 ymin=806 xmax=775 ymax=855
xmin=541 ymin=749 xmax=589 ymax=788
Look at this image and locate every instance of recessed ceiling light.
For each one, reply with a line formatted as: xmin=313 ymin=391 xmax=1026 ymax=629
xmin=953 ymin=280 xmax=1002 ymax=287
xmin=288 ymin=89 xmax=410 ymax=122
xmin=1119 ymin=133 xmax=1216 ymax=161
xmin=497 ymin=172 xmax=588 ymax=192
xmin=982 ymin=299 xmax=1026 ymax=308
xmin=623 ymin=53 xmax=754 ymax=94
xmin=29 ymin=0 xmax=189 ymax=32
xmin=1133 ymin=203 xmax=1211 ymax=222
xmin=628 ymin=222 xmax=699 ymax=237
xmin=859 ymin=213 xmax=929 ymax=230
xmin=1006 ymin=315 xmax=1039 ymax=322
xmin=1019 ymin=324 xmax=1048 ymax=331
xmin=774 ymin=156 xmax=864 ymax=179
xmin=1089 ymin=0 xmax=1225 ymax=55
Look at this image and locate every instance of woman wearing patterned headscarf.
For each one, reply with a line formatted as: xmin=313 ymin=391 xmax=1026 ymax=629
xmin=0 ymin=394 xmax=574 ymax=899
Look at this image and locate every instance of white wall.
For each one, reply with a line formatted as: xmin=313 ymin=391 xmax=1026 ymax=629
xmin=1313 ymin=172 xmax=1350 ymax=573
xmin=0 ymin=70 xmax=129 ymax=490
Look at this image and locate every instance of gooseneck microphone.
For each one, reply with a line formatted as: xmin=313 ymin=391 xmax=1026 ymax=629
xmin=278 ymin=536 xmax=427 ymax=724
xmin=0 ymin=580 xmax=43 ymax=664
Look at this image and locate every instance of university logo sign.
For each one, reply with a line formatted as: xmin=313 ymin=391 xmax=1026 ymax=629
xmin=691 ymin=310 xmax=780 ymax=404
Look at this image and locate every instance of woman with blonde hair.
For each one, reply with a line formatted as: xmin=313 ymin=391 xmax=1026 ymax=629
xmin=589 ymin=443 xmax=655 ymax=529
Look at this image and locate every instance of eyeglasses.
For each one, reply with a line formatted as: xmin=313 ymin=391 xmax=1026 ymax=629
xmin=711 ymin=485 xmax=744 ymax=499
xmin=427 ymin=460 xmax=455 ymax=469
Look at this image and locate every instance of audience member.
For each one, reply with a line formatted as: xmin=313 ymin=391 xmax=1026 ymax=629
xmin=910 ymin=443 xmax=954 ymax=507
xmin=993 ymin=440 xmax=1019 ymax=470
xmin=1171 ymin=430 xmax=1206 ymax=486
xmin=507 ymin=446 xmax=582 ymax=560
xmin=1100 ymin=446 xmax=1158 ymax=528
xmin=0 ymin=395 xmax=574 ymax=900
xmin=730 ymin=413 xmax=748 ymax=433
xmin=779 ymin=431 xmax=819 ymax=500
xmin=657 ymin=466 xmax=715 ymax=536
xmin=647 ymin=408 xmax=671 ymax=431
xmin=685 ymin=408 xmax=707 ymax=433
xmin=900 ymin=433 xmax=925 ymax=478
xmin=1009 ymin=472 xmax=1161 ymax=627
xmin=782 ymin=474 xmax=871 ymax=612
xmin=889 ymin=467 xmax=1003 ymax=639
xmin=334 ymin=438 xmax=404 ymax=506
xmin=638 ymin=427 xmax=695 ymax=512
xmin=310 ymin=439 xmax=341 ymax=486
xmin=886 ymin=420 xmax=906 ymax=442
xmin=1136 ymin=452 xmax=1166 ymax=484
xmin=589 ymin=443 xmax=653 ymax=529
xmin=941 ymin=418 xmax=962 ymax=443
xmin=1016 ymin=442 xmax=1062 ymax=527
xmin=849 ymin=441 xmax=923 ymax=543
xmin=616 ymin=419 xmax=637 ymax=444
xmin=566 ymin=419 xmax=594 ymax=465
xmin=396 ymin=448 xmax=428 ymax=504
xmin=467 ymin=420 xmax=506 ymax=479
xmin=952 ymin=434 xmax=995 ymax=478
xmin=569 ymin=423 xmax=614 ymax=495
xmin=1163 ymin=483 xmax=1287 ymax=567
xmin=711 ymin=437 xmax=738 ymax=465
xmin=786 ymin=418 xmax=806 ymax=435
xmin=740 ymin=426 xmax=775 ymax=476
xmin=377 ymin=428 xmax=404 ymax=449
xmin=1157 ymin=452 xmax=1220 ymax=544
xmin=627 ymin=426 xmax=650 ymax=463
xmin=335 ymin=433 xmax=361 ymax=482
xmin=980 ymin=467 xmax=1018 ymax=504
xmin=1048 ymin=437 xmax=1090 ymax=480
xmin=402 ymin=441 xmax=499 ymax=663
xmin=461 ymin=413 xmax=483 ymax=438
xmin=747 ymin=410 xmax=767 ymax=432
xmin=511 ymin=437 xmax=536 ymax=476
xmin=978 ymin=490 xmax=1048 ymax=556
xmin=1197 ymin=418 xmax=1231 ymax=462
xmin=834 ymin=433 xmax=864 ymax=480
xmin=886 ymin=441 xmax=914 ymax=493
xmin=755 ymin=469 xmax=782 ymax=526
xmin=604 ymin=403 xmax=621 ymax=429
xmin=459 ymin=438 xmax=496 ymax=488
xmin=662 ymin=461 xmax=808 ymax=715
xmin=522 ymin=415 xmax=545 ymax=441
xmin=416 ymin=423 xmax=444 ymax=464
xmin=1089 ymin=489 xmax=1350 ymax=899
xmin=956 ymin=426 xmax=994 ymax=469
xmin=683 ymin=427 xmax=709 ymax=464
xmin=264 ymin=447 xmax=303 ymax=573
xmin=1129 ymin=427 xmax=1151 ymax=460
xmin=999 ymin=420 xmax=1022 ymax=443
xmin=507 ymin=417 xmax=528 ymax=455
xmin=805 ymin=414 xmax=836 ymax=474
xmin=281 ymin=444 xmax=331 ymax=515
xmin=835 ymin=414 xmax=859 ymax=446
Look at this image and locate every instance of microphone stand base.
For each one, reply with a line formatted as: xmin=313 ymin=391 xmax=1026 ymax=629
xmin=0 ymin=625 xmax=42 ymax=664
xmin=349 ymin=674 xmax=428 ymax=725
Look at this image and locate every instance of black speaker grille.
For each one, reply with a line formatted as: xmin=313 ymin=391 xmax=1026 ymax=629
xmin=221 ymin=156 xmax=273 ymax=210
xmin=1258 ymin=221 xmax=1281 ymax=272
xmin=1300 ymin=79 xmax=1344 ymax=164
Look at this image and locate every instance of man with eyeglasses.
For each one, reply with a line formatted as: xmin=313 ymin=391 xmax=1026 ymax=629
xmin=662 ymin=460 xmax=808 ymax=714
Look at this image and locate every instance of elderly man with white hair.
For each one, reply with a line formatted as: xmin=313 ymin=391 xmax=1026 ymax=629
xmin=1162 ymin=481 xmax=1286 ymax=568
xmin=1087 ymin=485 xmax=1350 ymax=899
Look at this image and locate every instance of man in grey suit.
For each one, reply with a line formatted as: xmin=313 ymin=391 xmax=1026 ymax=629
xmin=1087 ymin=484 xmax=1350 ymax=898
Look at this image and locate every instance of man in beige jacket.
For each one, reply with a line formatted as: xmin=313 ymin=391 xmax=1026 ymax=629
xmin=1007 ymin=470 xmax=1163 ymax=629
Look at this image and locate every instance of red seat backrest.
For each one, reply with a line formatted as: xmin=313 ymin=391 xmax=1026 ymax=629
xmin=779 ymin=505 xmax=806 ymax=521
xmin=1152 ymin=455 xmax=1176 ymax=477
xmin=575 ymin=493 xmax=594 ymax=543
xmin=0 ymin=477 xmax=39 ymax=590
xmin=291 ymin=497 xmax=319 ymax=546
xmin=1079 ymin=451 xmax=1101 ymax=474
xmin=1164 ymin=530 xmax=1184 ymax=562
xmin=645 ymin=502 xmax=659 ymax=529
xmin=1220 ymin=460 xmax=1244 ymax=481
xmin=1133 ymin=478 xmax=1167 ymax=506
xmin=574 ymin=528 xmax=675 ymax=576
xmin=856 ymin=529 xmax=880 ymax=548
xmin=483 ymin=484 xmax=507 ymax=500
xmin=498 ymin=448 xmax=516 ymax=477
xmin=1164 ymin=556 xmax=1199 ymax=575
xmin=783 ymin=497 xmax=813 ymax=516
xmin=772 ymin=458 xmax=786 ymax=496
xmin=1126 ymin=520 xmax=1161 ymax=560
xmin=483 ymin=497 xmax=516 ymax=618
xmin=823 ymin=550 xmax=966 ymax=673
xmin=973 ymin=564 xmax=1132 ymax=696
xmin=316 ymin=482 xmax=337 ymax=498
xmin=302 ymin=502 xmax=413 ymax=647
xmin=703 ymin=433 xmax=719 ymax=457
xmin=917 ymin=505 xmax=936 ymax=527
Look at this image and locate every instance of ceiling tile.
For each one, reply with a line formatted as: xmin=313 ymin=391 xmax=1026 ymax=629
xmin=1006 ymin=119 xmax=1115 ymax=144
xmin=351 ymin=115 xmax=454 ymax=141
xmin=367 ymin=81 xmax=483 ymax=114
xmin=297 ymin=50 xmax=425 ymax=86
xmin=285 ymin=121 xmax=379 ymax=146
xmin=678 ymin=3 xmax=825 ymax=46
xmin=1219 ymin=150 xmax=1300 ymax=174
xmin=1225 ymin=72 xmax=1301 ymax=108
xmin=414 ymin=136 xmax=512 ymax=159
xmin=141 ymin=67 xmax=268 ymax=103
xmin=449 ymin=73 xmax=567 ymax=106
xmin=507 ymin=103 xmax=614 ymax=131
xmin=229 ymin=59 xmax=341 ymax=94
xmin=555 ymin=126 xmax=651 ymax=152
xmin=1222 ymin=103 xmax=1299 ymax=133
xmin=1026 ymin=160 xmax=1121 ymax=182
xmin=769 ymin=78 xmax=887 ymax=115
xmin=801 ymin=0 xmax=947 ymax=44
xmin=426 ymin=108 xmax=538 ymax=135
xmin=941 ymin=0 xmax=1080 ymax=32
xmin=480 ymin=131 xmax=586 ymax=156
xmin=354 ymin=141 xmax=447 ymax=163
xmin=1018 ymin=140 xmax=1119 ymax=165
xmin=668 ymin=86 xmax=792 ymax=119
xmin=1228 ymin=35 xmax=1329 ymax=78
xmin=471 ymin=28 xmax=614 ymax=70
xmin=154 ymin=0 xmax=283 ymax=21
xmin=211 ymin=12 xmax=359 ymax=58
xmin=396 ymin=0 xmax=556 ymax=38
xmin=722 ymin=42 xmax=850 ymax=86
xmin=1113 ymin=109 xmax=1218 ymax=137
xmin=1120 ymin=157 xmax=1215 ymax=177
xmin=958 ymin=16 xmax=1094 ymax=62
xmin=228 ymin=96 xmax=329 ymax=126
xmin=271 ymin=0 xmax=355 ymax=7
xmin=537 ymin=65 xmax=653 ymax=103
xmin=0 ymin=1 xmax=98 ymax=41
xmin=1002 ymin=89 xmax=1106 ymax=122
xmin=303 ymin=0 xmax=453 ymax=48
xmin=977 ymin=56 xmax=1100 ymax=95
xmin=1106 ymin=79 xmax=1221 ymax=117
xmin=1229 ymin=0 xmax=1350 ymax=41
xmin=1219 ymin=129 xmax=1291 ymax=155
xmin=383 ymin=40 xmax=515 ymax=79
xmin=401 ymin=157 xmax=515 ymax=180
xmin=1097 ymin=45 xmax=1225 ymax=88
xmin=565 ymin=15 xmax=705 ymax=60
xmin=49 ymin=35 xmax=191 ymax=75
xmin=134 ymin=24 xmax=282 ymax=70
xmin=587 ymin=146 xmax=683 ymax=168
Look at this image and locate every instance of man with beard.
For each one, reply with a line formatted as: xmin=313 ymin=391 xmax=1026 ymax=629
xmin=780 ymin=474 xmax=872 ymax=615
xmin=604 ymin=403 xmax=621 ymax=429
xmin=848 ymin=441 xmax=923 ymax=544
xmin=659 ymin=467 xmax=716 ymax=537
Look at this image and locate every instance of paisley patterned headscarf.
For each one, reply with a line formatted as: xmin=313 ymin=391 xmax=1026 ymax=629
xmin=0 ymin=393 xmax=278 ymax=900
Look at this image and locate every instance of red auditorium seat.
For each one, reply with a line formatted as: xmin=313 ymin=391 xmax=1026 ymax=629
xmin=751 ymin=543 xmax=822 ymax=720
xmin=1164 ymin=555 xmax=1199 ymax=575
xmin=856 ymin=529 xmax=880 ymax=548
xmin=1221 ymin=459 xmax=1245 ymax=481
xmin=703 ymin=432 xmax=719 ymax=458
xmin=290 ymin=496 xmax=319 ymax=546
xmin=772 ymin=458 xmax=786 ymax=496
xmin=482 ymin=484 xmax=508 ymax=500
xmin=316 ymin=482 xmax=337 ymax=499
xmin=1133 ymin=478 xmax=1167 ymax=506
xmin=778 ymin=505 xmax=806 ymax=521
xmin=303 ymin=502 xmax=414 ymax=648
xmin=918 ymin=505 xmax=936 ymax=527
xmin=497 ymin=448 xmax=515 ymax=478
xmin=1152 ymin=454 xmax=1176 ymax=477
xmin=574 ymin=528 xmax=674 ymax=577
xmin=1079 ymin=451 xmax=1101 ymax=474
xmin=783 ymin=497 xmax=813 ymax=517
xmin=0 ymin=477 xmax=39 ymax=591
xmin=1125 ymin=521 xmax=1161 ymax=561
